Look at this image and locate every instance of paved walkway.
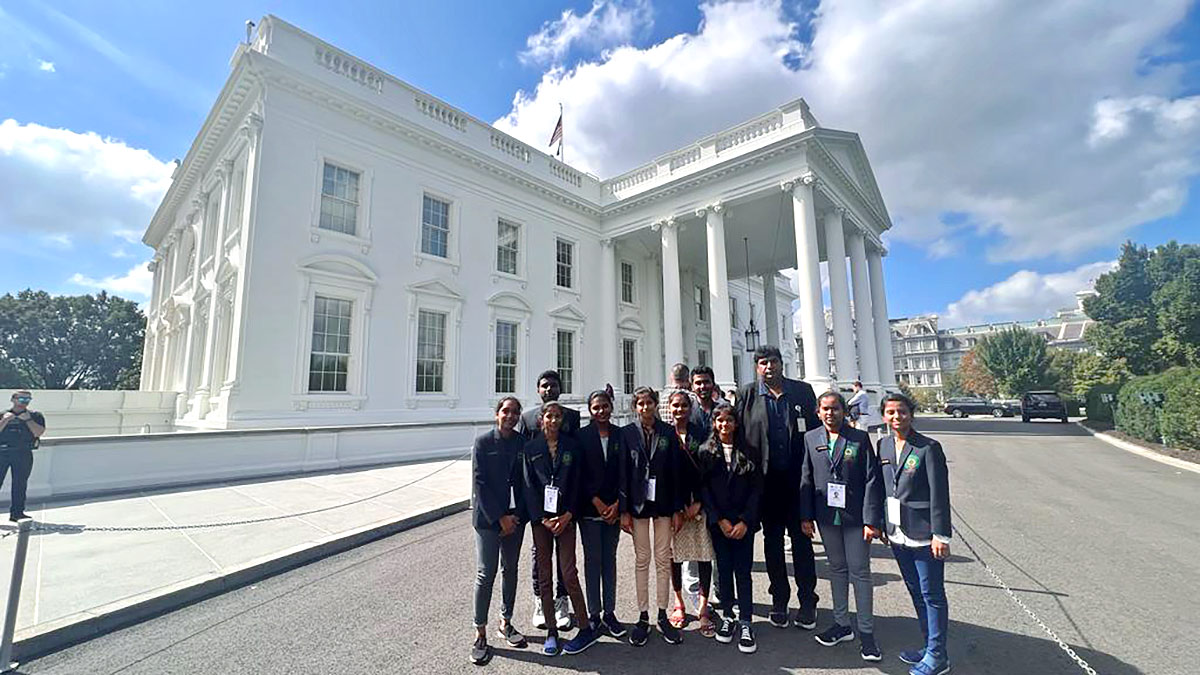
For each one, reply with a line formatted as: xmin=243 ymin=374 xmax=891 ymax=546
xmin=0 ymin=456 xmax=470 ymax=649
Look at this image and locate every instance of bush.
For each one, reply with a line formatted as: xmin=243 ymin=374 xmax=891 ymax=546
xmin=1085 ymin=383 xmax=1121 ymax=423
xmin=1114 ymin=367 xmax=1200 ymax=450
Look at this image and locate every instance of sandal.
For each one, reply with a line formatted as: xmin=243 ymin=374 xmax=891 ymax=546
xmin=698 ymin=610 xmax=716 ymax=638
xmin=669 ymin=603 xmax=686 ymax=629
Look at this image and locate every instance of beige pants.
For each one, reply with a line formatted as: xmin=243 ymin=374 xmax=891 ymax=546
xmin=632 ymin=516 xmax=674 ymax=614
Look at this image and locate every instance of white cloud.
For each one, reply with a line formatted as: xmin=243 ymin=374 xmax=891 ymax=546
xmin=520 ymin=0 xmax=653 ymax=66
xmin=926 ymin=237 xmax=961 ymax=260
xmin=69 ymin=261 xmax=152 ymax=299
xmin=498 ymin=0 xmax=1198 ymax=262
xmin=0 ymin=119 xmax=173 ymax=241
xmin=37 ymin=59 xmax=55 ymax=72
xmin=940 ymin=260 xmax=1116 ymax=327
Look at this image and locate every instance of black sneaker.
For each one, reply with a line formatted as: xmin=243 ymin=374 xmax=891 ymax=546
xmin=768 ymin=606 xmax=789 ymax=628
xmin=715 ymin=615 xmax=736 ymax=644
xmin=860 ymin=632 xmax=882 ymax=661
xmin=793 ymin=605 xmax=817 ymax=630
xmin=737 ymin=621 xmax=757 ymax=654
xmin=496 ymin=622 xmax=527 ymax=648
xmin=657 ymin=611 xmax=683 ymax=644
xmin=898 ymin=647 xmax=926 ymax=665
xmin=470 ymin=635 xmax=493 ymax=665
xmin=629 ymin=616 xmax=651 ymax=646
xmin=602 ymin=613 xmax=627 ymax=639
xmin=815 ymin=623 xmax=855 ymax=646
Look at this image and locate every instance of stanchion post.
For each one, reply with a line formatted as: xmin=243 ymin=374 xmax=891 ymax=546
xmin=0 ymin=518 xmax=32 ymax=673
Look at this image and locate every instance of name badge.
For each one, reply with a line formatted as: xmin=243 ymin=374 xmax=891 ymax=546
xmin=509 ymin=486 xmax=516 ymax=509
xmin=827 ymin=482 xmax=846 ymax=509
xmin=544 ymin=486 xmax=560 ymax=512
xmin=887 ymin=496 xmax=901 ymax=528
xmin=646 ymin=477 xmax=657 ymax=502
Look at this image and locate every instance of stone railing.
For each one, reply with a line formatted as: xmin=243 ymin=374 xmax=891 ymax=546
xmin=314 ymin=45 xmax=384 ymax=93
xmin=490 ymin=133 xmax=531 ymax=163
xmin=715 ymin=110 xmax=783 ymax=152
xmin=668 ymin=145 xmax=702 ymax=171
xmin=607 ymin=164 xmax=658 ymax=194
xmin=550 ymin=159 xmax=584 ymax=187
xmin=414 ymin=96 xmax=467 ymax=132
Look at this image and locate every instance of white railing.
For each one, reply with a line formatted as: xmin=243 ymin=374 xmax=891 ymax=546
xmin=607 ymin=164 xmax=658 ymax=195
xmin=550 ymin=159 xmax=583 ymax=187
xmin=668 ymin=145 xmax=702 ymax=171
xmin=414 ymin=96 xmax=467 ymax=132
xmin=490 ymin=133 xmax=531 ymax=163
xmin=715 ymin=110 xmax=782 ymax=153
xmin=313 ymin=46 xmax=384 ymax=93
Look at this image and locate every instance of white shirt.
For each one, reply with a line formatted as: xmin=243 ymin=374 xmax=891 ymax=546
xmin=722 ymin=443 xmax=734 ymax=468
xmin=600 ymin=435 xmax=609 ymax=462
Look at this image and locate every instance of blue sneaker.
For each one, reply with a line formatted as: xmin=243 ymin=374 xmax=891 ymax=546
xmin=910 ymin=660 xmax=952 ymax=675
xmin=899 ymin=648 xmax=926 ymax=665
xmin=542 ymin=635 xmax=561 ymax=657
xmin=563 ymin=626 xmax=599 ymax=655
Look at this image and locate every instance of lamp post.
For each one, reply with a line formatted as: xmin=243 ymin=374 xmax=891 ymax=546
xmin=743 ymin=237 xmax=759 ymax=352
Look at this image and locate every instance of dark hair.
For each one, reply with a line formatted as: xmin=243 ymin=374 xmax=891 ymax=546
xmin=668 ymin=389 xmax=692 ymax=408
xmin=853 ymin=381 xmax=863 ymax=389
xmin=631 ymin=386 xmax=658 ymax=409
xmin=587 ymin=389 xmax=613 ymax=406
xmin=700 ymin=404 xmax=756 ymax=475
xmin=881 ymin=392 xmax=915 ymax=414
xmin=541 ymin=400 xmax=566 ymax=417
xmin=818 ymin=390 xmax=847 ymax=411
xmin=536 ymin=370 xmax=562 ymax=386
xmin=670 ymin=362 xmax=690 ymax=383
xmin=753 ymin=345 xmax=782 ymax=363
xmin=690 ymin=366 xmax=714 ymax=381
xmin=494 ymin=396 xmax=522 ymax=413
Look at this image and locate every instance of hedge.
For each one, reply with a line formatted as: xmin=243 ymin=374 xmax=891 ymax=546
xmin=1113 ymin=367 xmax=1200 ymax=450
xmin=1085 ymin=383 xmax=1122 ymax=423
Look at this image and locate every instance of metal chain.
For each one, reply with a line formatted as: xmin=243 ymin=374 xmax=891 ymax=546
xmin=21 ymin=451 xmax=471 ymax=535
xmin=953 ymin=522 xmax=1098 ymax=675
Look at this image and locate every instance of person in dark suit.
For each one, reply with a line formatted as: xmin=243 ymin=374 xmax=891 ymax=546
xmin=734 ymin=345 xmax=820 ymax=629
xmin=522 ymin=402 xmax=595 ymax=656
xmin=1 ymin=390 xmax=45 ymax=521
xmin=700 ymin=404 xmax=763 ymax=655
xmin=577 ymin=389 xmax=627 ymax=640
xmin=877 ymin=393 xmax=952 ymax=675
xmin=470 ymin=396 xmax=528 ymax=665
xmin=619 ymin=386 xmax=683 ymax=646
xmin=800 ymin=390 xmax=885 ymax=662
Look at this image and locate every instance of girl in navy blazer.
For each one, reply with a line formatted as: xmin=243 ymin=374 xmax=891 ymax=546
xmin=577 ymin=389 xmax=627 ymax=639
xmin=699 ymin=404 xmax=762 ymax=654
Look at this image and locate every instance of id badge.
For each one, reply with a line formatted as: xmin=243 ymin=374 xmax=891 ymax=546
xmin=646 ymin=477 xmax=657 ymax=502
xmin=509 ymin=486 xmax=516 ymax=509
xmin=826 ymin=482 xmax=847 ymax=509
xmin=887 ymin=497 xmax=901 ymax=527
xmin=544 ymin=486 xmax=560 ymax=512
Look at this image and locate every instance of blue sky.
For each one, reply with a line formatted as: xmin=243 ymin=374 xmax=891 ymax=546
xmin=1 ymin=0 xmax=1198 ymax=326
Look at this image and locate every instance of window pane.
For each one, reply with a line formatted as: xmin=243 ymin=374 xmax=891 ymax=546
xmin=622 ymin=339 xmax=636 ymax=394
xmin=308 ymin=295 xmax=352 ymax=392
xmin=497 ymin=220 xmax=519 ymax=275
xmin=557 ymin=330 xmax=574 ymax=395
xmin=421 ymin=195 xmax=450 ymax=258
xmin=620 ymin=262 xmax=635 ymax=304
xmin=416 ymin=309 xmax=447 ymax=392
xmin=318 ymin=162 xmax=359 ymax=236
xmin=495 ymin=320 xmax=518 ymax=394
xmin=556 ymin=239 xmax=573 ymax=288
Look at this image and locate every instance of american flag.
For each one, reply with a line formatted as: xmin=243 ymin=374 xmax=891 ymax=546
xmin=548 ymin=110 xmax=563 ymax=151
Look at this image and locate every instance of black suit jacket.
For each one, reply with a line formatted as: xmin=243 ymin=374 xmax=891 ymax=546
xmin=516 ymin=402 xmax=581 ymax=439
xmin=735 ymin=377 xmax=819 ymax=522
xmin=700 ymin=444 xmax=763 ymax=532
xmin=799 ymin=424 xmax=884 ymax=528
xmin=619 ymin=419 xmax=681 ymax=518
xmin=521 ymin=434 xmax=582 ymax=522
xmin=877 ymin=430 xmax=951 ymax=541
xmin=673 ymin=422 xmax=710 ymax=508
xmin=577 ymin=422 xmax=624 ymax=518
xmin=471 ymin=429 xmax=525 ymax=530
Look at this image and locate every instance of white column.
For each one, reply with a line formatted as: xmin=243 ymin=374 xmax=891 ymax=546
xmin=702 ymin=203 xmax=736 ymax=390
xmin=762 ymin=273 xmax=779 ymax=349
xmin=868 ymin=244 xmax=897 ymax=388
xmin=847 ymin=228 xmax=880 ymax=386
xmin=178 ymin=201 xmax=206 ymax=405
xmin=221 ymin=112 xmax=263 ymax=391
xmin=789 ymin=176 xmax=831 ymax=389
xmin=657 ymin=218 xmax=685 ymax=371
xmin=600 ymin=238 xmax=620 ymax=390
xmin=823 ymin=208 xmax=859 ymax=385
xmin=140 ymin=256 xmax=163 ymax=391
xmin=194 ymin=161 xmax=234 ymax=414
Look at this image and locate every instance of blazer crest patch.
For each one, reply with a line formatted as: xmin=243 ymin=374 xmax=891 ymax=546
xmin=903 ymin=454 xmax=920 ymax=471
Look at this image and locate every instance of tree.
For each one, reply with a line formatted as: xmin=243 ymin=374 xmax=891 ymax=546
xmin=941 ymin=369 xmax=966 ymax=398
xmin=1046 ymin=348 xmax=1081 ymax=395
xmin=1072 ymin=351 xmax=1130 ymax=398
xmin=0 ymin=290 xmax=145 ymax=390
xmin=957 ymin=349 xmax=998 ymax=397
xmin=975 ymin=327 xmax=1052 ymax=396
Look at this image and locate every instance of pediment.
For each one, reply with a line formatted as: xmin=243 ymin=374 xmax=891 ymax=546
xmin=487 ymin=291 xmax=532 ymax=313
xmin=548 ymin=303 xmax=587 ymax=323
xmin=618 ymin=317 xmax=644 ymax=333
xmin=408 ymin=278 xmax=464 ymax=301
xmin=814 ymin=130 xmax=890 ymax=227
xmin=298 ymin=254 xmax=378 ymax=282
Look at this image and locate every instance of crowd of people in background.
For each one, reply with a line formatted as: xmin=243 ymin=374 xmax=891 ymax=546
xmin=470 ymin=346 xmax=953 ymax=675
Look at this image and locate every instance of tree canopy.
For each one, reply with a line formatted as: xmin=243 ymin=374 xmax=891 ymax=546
xmin=975 ymin=326 xmax=1053 ymax=396
xmin=956 ymin=348 xmax=998 ymax=397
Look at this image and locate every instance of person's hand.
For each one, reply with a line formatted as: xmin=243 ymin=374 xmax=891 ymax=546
xmin=801 ymin=520 xmax=816 ymax=539
xmin=879 ymin=530 xmax=890 ymax=546
xmin=620 ymin=513 xmax=634 ymax=535
xmin=931 ymin=539 xmax=950 ymax=560
xmin=0 ymin=412 xmax=14 ymax=425
xmin=730 ymin=522 xmax=747 ymax=540
xmin=499 ymin=515 xmax=518 ymax=537
xmin=686 ymin=502 xmax=702 ymax=520
xmin=718 ymin=519 xmax=734 ymax=538
xmin=863 ymin=525 xmax=881 ymax=543
xmin=672 ymin=512 xmax=684 ymax=533
xmin=17 ymin=412 xmax=31 ymax=422
xmin=601 ymin=502 xmax=617 ymax=523
xmin=559 ymin=512 xmax=573 ymax=529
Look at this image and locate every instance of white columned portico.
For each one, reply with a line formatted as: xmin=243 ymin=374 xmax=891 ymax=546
xmin=823 ymin=208 xmax=858 ymax=385
xmin=788 ymin=176 xmax=831 ymax=389
xmin=867 ymin=245 xmax=896 ymax=388
xmin=847 ymin=229 xmax=880 ymax=386
xmin=600 ymin=238 xmax=620 ymax=390
xmin=657 ymin=218 xmax=685 ymax=371
xmin=762 ymin=273 xmax=779 ymax=349
xmin=702 ymin=203 xmax=736 ymax=390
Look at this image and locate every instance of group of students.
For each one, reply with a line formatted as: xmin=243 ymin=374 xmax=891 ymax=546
xmin=470 ymin=346 xmax=953 ymax=675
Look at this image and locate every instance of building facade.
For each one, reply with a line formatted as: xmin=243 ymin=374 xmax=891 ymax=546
xmin=139 ymin=16 xmax=896 ymax=429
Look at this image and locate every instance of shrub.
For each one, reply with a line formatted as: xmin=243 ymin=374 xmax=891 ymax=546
xmin=1084 ymin=383 xmax=1121 ymax=423
xmin=1114 ymin=367 xmax=1200 ymax=450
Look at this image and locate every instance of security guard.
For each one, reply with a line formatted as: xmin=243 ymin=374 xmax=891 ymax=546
xmin=1 ymin=390 xmax=46 ymax=521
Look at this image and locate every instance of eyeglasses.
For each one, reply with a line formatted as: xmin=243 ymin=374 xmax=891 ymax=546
xmin=14 ymin=397 xmax=31 ymax=403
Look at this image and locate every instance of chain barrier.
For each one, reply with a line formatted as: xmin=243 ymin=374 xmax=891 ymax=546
xmin=13 ymin=451 xmax=471 ymax=536
xmin=952 ymin=517 xmax=1098 ymax=675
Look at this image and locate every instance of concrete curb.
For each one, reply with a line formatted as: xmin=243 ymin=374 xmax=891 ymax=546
xmin=12 ymin=498 xmax=469 ymax=661
xmin=1075 ymin=422 xmax=1200 ymax=476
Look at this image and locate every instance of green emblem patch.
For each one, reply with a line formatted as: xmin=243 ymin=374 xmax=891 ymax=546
xmin=657 ymin=438 xmax=668 ymax=451
xmin=903 ymin=455 xmax=919 ymax=471
xmin=562 ymin=451 xmax=573 ymax=466
xmin=843 ymin=442 xmax=858 ymax=460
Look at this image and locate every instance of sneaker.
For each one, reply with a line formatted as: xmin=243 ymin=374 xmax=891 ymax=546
xmin=563 ymin=626 xmax=600 ymax=655
xmin=532 ymin=599 xmax=547 ymax=630
xmin=815 ymin=624 xmax=855 ymax=647
xmin=470 ymin=635 xmax=492 ymax=665
xmin=737 ymin=621 xmax=757 ymax=654
xmin=860 ymin=632 xmax=882 ymax=662
xmin=629 ymin=617 xmax=651 ymax=647
xmin=496 ymin=622 xmax=527 ymax=648
xmin=793 ymin=605 xmax=817 ymax=630
xmin=898 ymin=648 xmax=926 ymax=665
xmin=657 ymin=611 xmax=683 ymax=644
xmin=715 ymin=615 xmax=737 ymax=644
xmin=602 ymin=613 xmax=627 ymax=639
xmin=910 ymin=661 xmax=952 ymax=675
xmin=542 ymin=634 xmax=561 ymax=657
xmin=768 ymin=607 xmax=789 ymax=628
xmin=554 ymin=596 xmax=573 ymax=631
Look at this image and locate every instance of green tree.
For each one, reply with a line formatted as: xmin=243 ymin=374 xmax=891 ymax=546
xmin=1072 ymin=352 xmax=1130 ymax=398
xmin=0 ymin=290 xmax=145 ymax=389
xmin=1046 ymin=348 xmax=1081 ymax=395
xmin=976 ymin=327 xmax=1052 ymax=396
xmin=941 ymin=369 xmax=966 ymax=398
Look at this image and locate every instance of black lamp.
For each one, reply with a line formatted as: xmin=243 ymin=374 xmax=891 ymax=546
xmin=743 ymin=237 xmax=760 ymax=352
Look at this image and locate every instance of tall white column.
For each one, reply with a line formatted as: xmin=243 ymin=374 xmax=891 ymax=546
xmin=702 ymin=204 xmax=736 ymax=390
xmin=221 ymin=112 xmax=263 ymax=392
xmin=823 ymin=208 xmax=859 ymax=385
xmin=788 ymin=176 xmax=831 ymax=389
xmin=847 ymin=229 xmax=880 ymax=386
xmin=194 ymin=161 xmax=234 ymax=416
xmin=657 ymin=218 xmax=685 ymax=372
xmin=600 ymin=238 xmax=620 ymax=391
xmin=868 ymin=245 xmax=896 ymax=388
xmin=178 ymin=200 xmax=206 ymax=406
xmin=762 ymin=273 xmax=779 ymax=349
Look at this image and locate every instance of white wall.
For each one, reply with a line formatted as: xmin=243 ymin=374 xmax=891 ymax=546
xmin=15 ymin=390 xmax=178 ymax=438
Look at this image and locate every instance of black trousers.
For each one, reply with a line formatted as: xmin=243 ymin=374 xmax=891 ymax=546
xmin=0 ymin=449 xmax=34 ymax=518
xmin=762 ymin=514 xmax=818 ymax=611
xmin=710 ymin=525 xmax=754 ymax=621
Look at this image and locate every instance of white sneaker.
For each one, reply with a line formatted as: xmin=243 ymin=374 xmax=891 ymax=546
xmin=532 ymin=598 xmax=547 ymax=630
xmin=554 ymin=595 xmax=573 ymax=630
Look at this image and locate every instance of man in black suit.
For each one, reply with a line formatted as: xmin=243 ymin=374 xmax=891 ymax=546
xmin=735 ymin=346 xmax=820 ymax=630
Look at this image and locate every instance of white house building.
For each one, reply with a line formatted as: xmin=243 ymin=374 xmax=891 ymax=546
xmin=139 ymin=15 xmax=897 ymax=430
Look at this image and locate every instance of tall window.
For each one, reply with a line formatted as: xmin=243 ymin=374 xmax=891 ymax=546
xmin=781 ymin=314 xmax=789 ymax=342
xmin=495 ymin=320 xmax=518 ymax=394
xmin=496 ymin=219 xmax=519 ymax=275
xmin=555 ymin=238 xmax=574 ymax=288
xmin=622 ymin=339 xmax=637 ymax=393
xmin=730 ymin=298 xmax=739 ymax=328
xmin=733 ymin=354 xmax=743 ymax=385
xmin=698 ymin=349 xmax=709 ymax=367
xmin=319 ymin=163 xmax=359 ymax=235
xmin=421 ymin=195 xmax=450 ymax=258
xmin=556 ymin=330 xmax=574 ymax=394
xmin=694 ymin=285 xmax=706 ymax=321
xmin=620 ymin=261 xmax=635 ymax=304
xmin=416 ymin=309 xmax=447 ymax=392
xmin=308 ymin=295 xmax=352 ymax=392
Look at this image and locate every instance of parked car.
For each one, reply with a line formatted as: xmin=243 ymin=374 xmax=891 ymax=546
xmin=1020 ymin=391 xmax=1069 ymax=423
xmin=943 ymin=397 xmax=1012 ymax=418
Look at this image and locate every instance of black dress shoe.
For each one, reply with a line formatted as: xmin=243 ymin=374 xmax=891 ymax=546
xmin=9 ymin=513 xmax=29 ymax=522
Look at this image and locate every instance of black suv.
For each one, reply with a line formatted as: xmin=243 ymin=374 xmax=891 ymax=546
xmin=1020 ymin=391 xmax=1068 ymax=423
xmin=943 ymin=397 xmax=1011 ymax=418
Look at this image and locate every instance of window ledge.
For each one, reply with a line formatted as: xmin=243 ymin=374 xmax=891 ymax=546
xmin=292 ymin=394 xmax=367 ymax=411
xmin=405 ymin=394 xmax=461 ymax=409
xmin=414 ymin=252 xmax=460 ymax=275
xmin=310 ymin=227 xmax=371 ymax=254
xmin=491 ymin=271 xmax=528 ymax=289
xmin=553 ymin=286 xmax=580 ymax=300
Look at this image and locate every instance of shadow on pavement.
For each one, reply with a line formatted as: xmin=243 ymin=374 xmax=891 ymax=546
xmin=913 ymin=417 xmax=1090 ymax=437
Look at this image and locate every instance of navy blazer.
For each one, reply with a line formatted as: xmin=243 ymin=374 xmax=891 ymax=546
xmin=673 ymin=422 xmax=710 ymax=508
xmin=736 ymin=377 xmax=819 ymax=522
xmin=619 ymin=419 xmax=681 ymax=518
xmin=877 ymin=430 xmax=951 ymax=541
xmin=799 ymin=424 xmax=885 ymax=528
xmin=471 ymin=429 xmax=525 ymax=530
xmin=516 ymin=403 xmax=581 ymax=439
xmin=577 ymin=422 xmax=624 ymax=518
xmin=522 ymin=434 xmax=582 ymax=522
xmin=699 ymin=443 xmax=763 ymax=532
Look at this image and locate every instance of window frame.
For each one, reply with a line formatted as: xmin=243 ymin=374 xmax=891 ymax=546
xmin=310 ymin=152 xmax=373 ymax=250
xmin=292 ymin=255 xmax=376 ymax=410
xmin=494 ymin=319 xmax=520 ymax=395
xmin=619 ymin=259 xmax=637 ymax=306
xmin=413 ymin=187 xmax=460 ymax=271
xmin=554 ymin=236 xmax=576 ymax=290
xmin=621 ymin=338 xmax=638 ymax=395
xmin=406 ymin=279 xmax=464 ymax=407
xmin=556 ymin=328 xmax=576 ymax=396
xmin=307 ymin=294 xmax=354 ymax=393
xmin=694 ymin=285 xmax=707 ymax=322
xmin=494 ymin=216 xmax=524 ymax=279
